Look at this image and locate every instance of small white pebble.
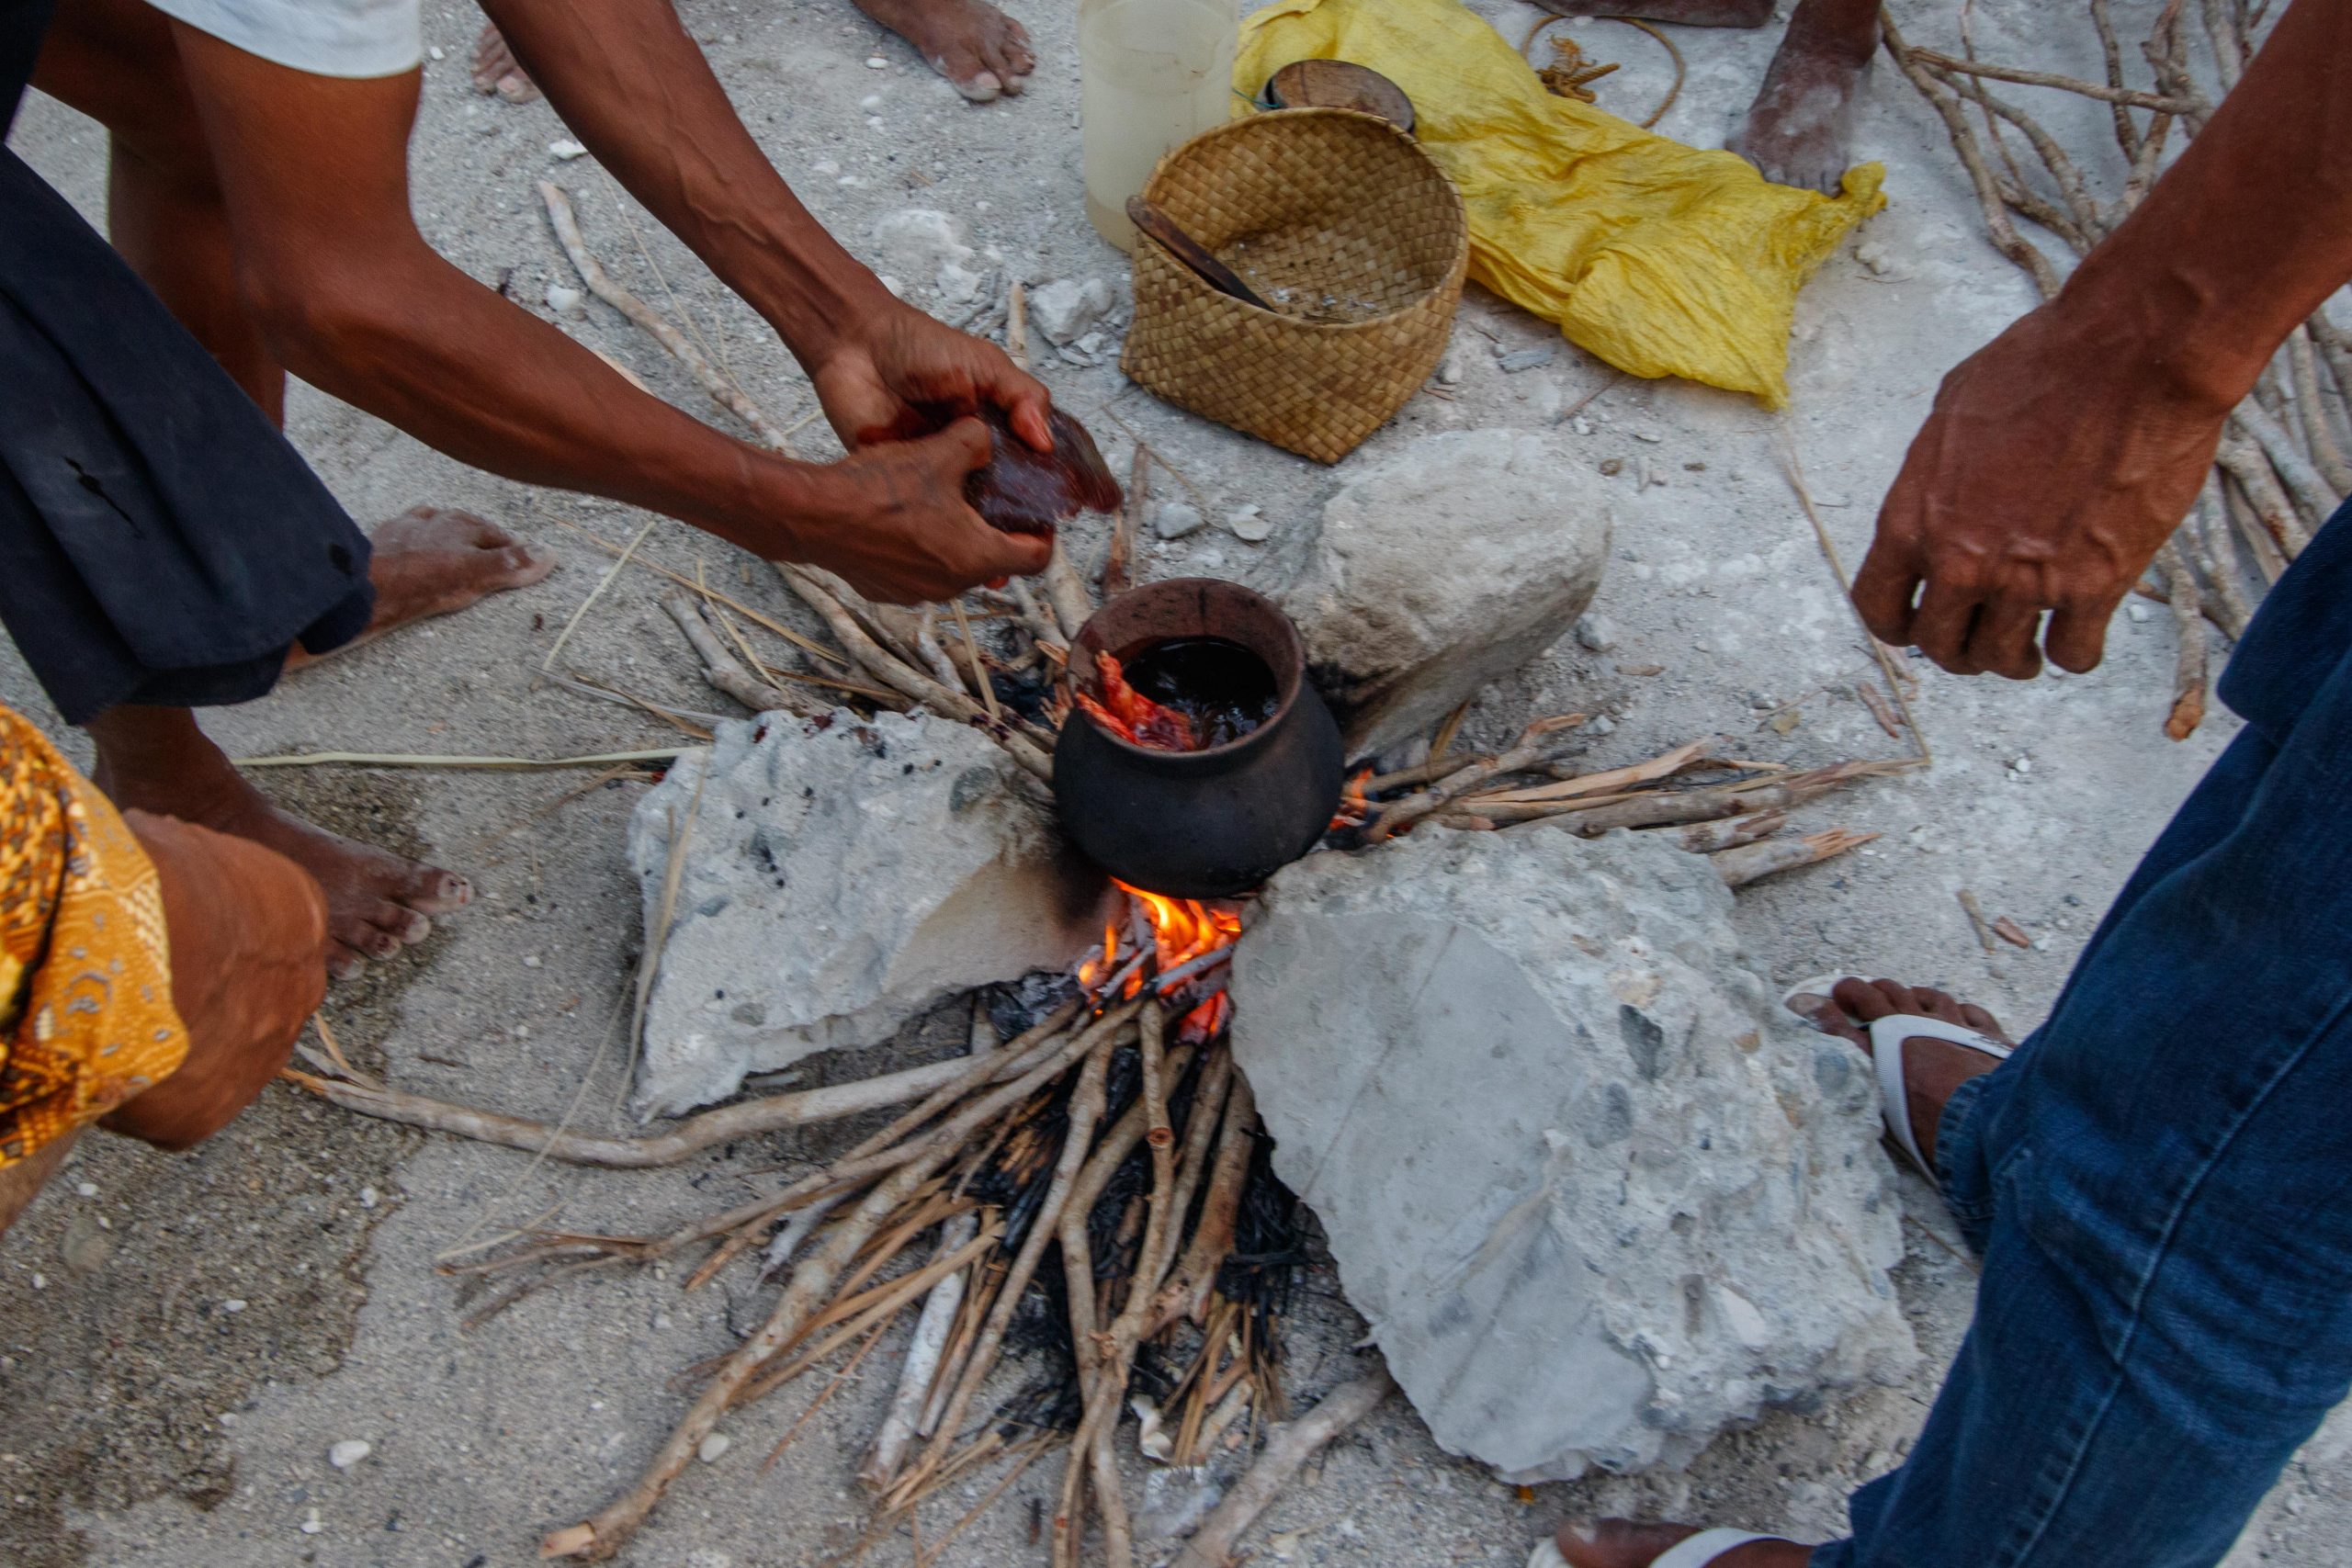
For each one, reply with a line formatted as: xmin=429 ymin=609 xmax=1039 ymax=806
xmin=329 ymin=1440 xmax=372 ymax=1470
xmin=2011 ymin=755 xmax=2033 ymax=774
xmin=30 ymin=1273 xmax=45 ymax=1290
xmin=222 ymin=1299 xmax=247 ymax=1314
xmin=523 ymin=954 xmax=542 ymax=968
xmin=545 ymin=283 xmax=583 ymax=316
xmin=811 ymin=158 xmax=842 ymax=176
xmin=75 ymin=1181 xmax=97 ymax=1198
xmin=698 ymin=1433 xmax=734 ymax=1463
xmin=300 ymin=1508 xmax=323 ymax=1535
xmin=866 ymin=54 xmax=889 ymax=68
xmin=358 ymin=1186 xmax=379 ymax=1210
xmin=548 ymin=138 xmax=589 ymax=161
xmin=427 ymin=45 xmax=445 ymax=61
xmin=2126 ymin=602 xmax=2152 ymax=623
xmin=860 ymin=94 xmax=883 ymax=109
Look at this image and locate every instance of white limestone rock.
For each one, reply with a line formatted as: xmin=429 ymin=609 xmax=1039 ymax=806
xmin=1029 ymin=277 xmax=1115 ymax=345
xmin=1281 ymin=430 xmax=1611 ymax=755
xmin=1229 ymin=828 xmax=1915 ymax=1483
xmin=628 ymin=712 xmax=1113 ymax=1115
xmin=869 ymin=209 xmax=975 ymax=285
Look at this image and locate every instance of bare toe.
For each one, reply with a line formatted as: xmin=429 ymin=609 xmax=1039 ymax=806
xmin=368 ymin=900 xmax=433 ymax=946
xmin=1790 ymin=993 xmax=1866 ymax=1047
xmin=1961 ymin=1001 xmax=2007 ymax=1038
xmin=394 ymin=863 xmax=471 ymax=915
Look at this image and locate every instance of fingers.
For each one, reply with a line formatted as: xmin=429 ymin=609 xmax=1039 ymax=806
xmin=931 ymin=411 xmax=997 ymax=472
xmin=2043 ymin=596 xmax=2117 ymax=674
xmin=1905 ymin=576 xmax=1984 ymax=675
xmin=1962 ymin=599 xmax=2045 ymax=681
xmin=983 ymin=530 xmax=1054 ymax=581
xmin=1849 ymin=535 xmax=1923 ymax=649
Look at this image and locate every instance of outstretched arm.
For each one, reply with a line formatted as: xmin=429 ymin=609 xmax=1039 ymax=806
xmin=478 ymin=0 xmax=1054 ymax=454
xmin=1857 ymin=0 xmax=2352 ymax=678
xmin=167 ymin=25 xmax=1045 ymax=603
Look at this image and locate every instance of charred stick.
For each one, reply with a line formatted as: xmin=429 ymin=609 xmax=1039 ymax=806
xmin=917 ymin=1258 xmax=1000 ymax=1438
xmin=1008 ymin=580 xmax=1069 ymax=655
xmin=1104 ymin=445 xmax=1147 ymax=598
xmin=1367 ymin=715 xmax=1588 ymax=840
xmin=779 ymin=563 xmax=1056 ymax=780
xmin=1363 ymin=750 xmax=1492 ymax=797
xmin=1712 ymin=829 xmax=1881 ymax=889
xmin=2222 ymin=473 xmax=2290 ymax=582
xmin=662 ymin=594 xmax=834 ymax=719
xmin=541 ymin=1000 xmax=1139 ymax=1561
xmin=913 ymin=605 xmax=967 ymax=694
xmin=2188 ymin=481 xmax=2257 ymax=639
xmin=284 ymin=1032 xmax=1037 ymax=1170
xmin=948 ymin=597 xmax=1001 ymax=723
xmin=763 ymin=1190 xmax=850 ymax=1280
xmin=2199 ymin=0 xmax=2245 ymax=91
xmin=2289 ymin=327 xmax=2352 ymax=494
xmin=1903 ymin=45 xmax=2203 ymax=113
xmin=1150 ymin=1074 xmax=1258 ymax=1334
xmin=1928 ymin=64 xmax=2101 ymax=244
xmin=2233 ymin=404 xmax=2338 ymax=525
xmin=737 ymin=1220 xmax=1001 ymax=1409
xmin=2158 ymin=543 xmax=2211 ymax=740
xmin=1044 ymin=536 xmax=1097 ymax=642
xmin=1883 ymin=21 xmax=2061 ymax=300
xmin=2088 ymin=0 xmax=2143 ymax=162
xmin=1674 ymin=810 xmax=1785 ymax=854
xmin=1168 ymin=1370 xmax=1396 ymax=1568
xmin=894 ymin=1026 xmax=1142 ymax=1506
xmin=692 ymin=1004 xmax=1083 ymax=1285
xmin=2214 ymin=435 xmax=2312 ymax=558
xmin=1468 ymin=736 xmax=1714 ymax=807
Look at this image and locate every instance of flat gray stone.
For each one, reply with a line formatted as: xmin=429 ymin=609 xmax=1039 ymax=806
xmin=1283 ymin=430 xmax=1611 ymax=756
xmin=1230 ymin=828 xmax=1914 ymax=1482
xmin=628 ymin=712 xmax=1113 ymax=1115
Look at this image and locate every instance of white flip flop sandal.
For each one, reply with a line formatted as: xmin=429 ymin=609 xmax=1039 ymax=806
xmin=1870 ymin=1013 xmax=2011 ymax=1176
xmin=1528 ymin=1528 xmax=1803 ymax=1568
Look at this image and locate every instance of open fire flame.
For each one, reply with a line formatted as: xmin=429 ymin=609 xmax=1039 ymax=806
xmin=1074 ymin=878 xmax=1245 ymax=1043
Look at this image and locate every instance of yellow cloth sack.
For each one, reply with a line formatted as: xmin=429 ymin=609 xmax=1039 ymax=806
xmin=1236 ymin=0 xmax=1885 ymax=406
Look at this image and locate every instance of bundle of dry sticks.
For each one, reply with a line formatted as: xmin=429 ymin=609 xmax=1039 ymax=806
xmin=1885 ymin=0 xmax=2347 ymax=737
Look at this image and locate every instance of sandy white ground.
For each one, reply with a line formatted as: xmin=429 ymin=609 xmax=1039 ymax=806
xmin=3 ymin=1 xmax=2346 ymax=1563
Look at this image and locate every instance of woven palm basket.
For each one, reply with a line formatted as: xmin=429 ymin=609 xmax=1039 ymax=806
xmin=1120 ymin=107 xmax=1468 ymax=465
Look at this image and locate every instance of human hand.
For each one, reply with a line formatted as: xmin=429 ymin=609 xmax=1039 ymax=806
xmin=102 ymin=812 xmax=328 ymax=1151
xmin=1854 ymin=301 xmax=2234 ymax=678
xmin=811 ymin=303 xmax=1054 ymax=455
xmin=802 ymin=417 xmax=1051 ymax=603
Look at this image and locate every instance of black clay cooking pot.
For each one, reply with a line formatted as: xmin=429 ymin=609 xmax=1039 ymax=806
xmin=1052 ymin=579 xmax=1344 ymax=898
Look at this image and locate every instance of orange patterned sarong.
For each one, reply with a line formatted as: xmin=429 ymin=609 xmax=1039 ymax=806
xmin=0 ymin=705 xmax=187 ymax=1167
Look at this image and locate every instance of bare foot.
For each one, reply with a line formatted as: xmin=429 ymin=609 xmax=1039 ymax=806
xmin=89 ymin=707 xmax=471 ymax=978
xmin=1550 ymin=1519 xmax=1812 ymax=1567
xmin=471 ymin=23 xmax=541 ymax=103
xmin=1724 ymin=0 xmax=1881 ymax=193
xmin=287 ymin=506 xmax=556 ymax=671
xmin=857 ymin=0 xmax=1034 ymax=101
xmin=1787 ymin=976 xmax=2011 ymax=1168
xmin=1533 ymin=0 xmax=1773 ymax=26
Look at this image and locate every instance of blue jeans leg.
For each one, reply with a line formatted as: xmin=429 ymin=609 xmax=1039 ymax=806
xmin=1812 ymin=513 xmax=2352 ymax=1567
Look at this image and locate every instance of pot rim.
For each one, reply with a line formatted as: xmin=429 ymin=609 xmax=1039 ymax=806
xmin=1064 ymin=578 xmax=1306 ymax=770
